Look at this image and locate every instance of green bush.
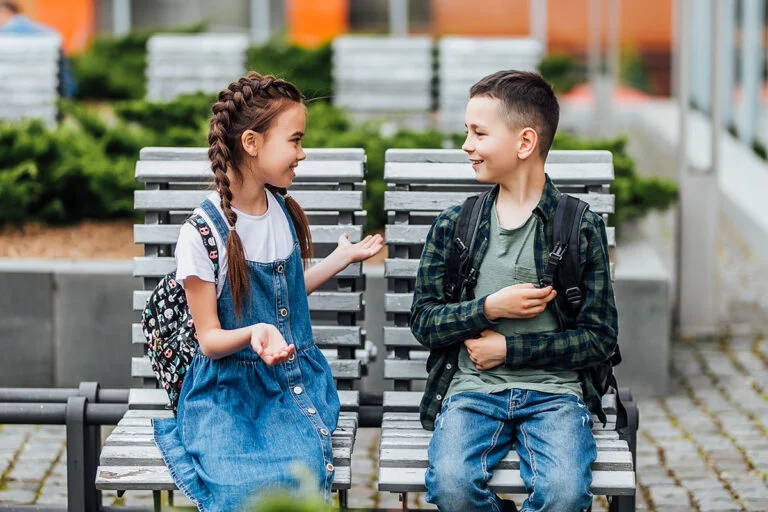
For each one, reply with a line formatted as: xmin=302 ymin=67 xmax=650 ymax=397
xmin=247 ymin=40 xmax=333 ymax=102
xmin=538 ymin=53 xmax=584 ymax=94
xmin=71 ymin=24 xmax=205 ymax=101
xmin=552 ymin=133 xmax=678 ymax=228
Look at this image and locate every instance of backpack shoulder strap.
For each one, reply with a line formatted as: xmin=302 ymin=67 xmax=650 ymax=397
xmin=185 ymin=214 xmax=220 ymax=284
xmin=444 ymin=189 xmax=490 ymax=302
xmin=540 ymin=194 xmax=589 ymax=309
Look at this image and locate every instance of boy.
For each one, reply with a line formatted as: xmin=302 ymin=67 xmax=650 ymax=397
xmin=410 ymin=70 xmax=618 ymax=512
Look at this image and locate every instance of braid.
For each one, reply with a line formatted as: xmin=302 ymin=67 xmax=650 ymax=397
xmin=206 ymin=72 xmax=308 ymax=316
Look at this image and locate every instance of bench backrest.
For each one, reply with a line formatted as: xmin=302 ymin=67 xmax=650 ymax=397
xmin=332 ymin=36 xmax=433 ymax=114
xmin=146 ymin=34 xmax=249 ymax=102
xmin=0 ymin=35 xmax=60 ymax=127
xmin=383 ymin=149 xmax=615 ymax=391
xmin=131 ymin=147 xmax=368 ymax=395
xmin=438 ymin=37 xmax=543 ymax=132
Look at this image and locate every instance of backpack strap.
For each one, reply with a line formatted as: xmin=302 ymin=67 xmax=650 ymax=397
xmin=185 ymin=198 xmax=226 ymax=284
xmin=444 ymin=189 xmax=491 ymax=302
xmin=540 ymin=194 xmax=589 ymax=310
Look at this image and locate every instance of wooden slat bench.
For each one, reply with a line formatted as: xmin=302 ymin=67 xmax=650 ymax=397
xmin=380 ymin=149 xmax=638 ymax=511
xmin=95 ymin=147 xmax=370 ymax=510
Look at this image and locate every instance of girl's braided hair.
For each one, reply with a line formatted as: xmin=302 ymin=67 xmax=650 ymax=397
xmin=208 ymin=72 xmax=312 ymax=314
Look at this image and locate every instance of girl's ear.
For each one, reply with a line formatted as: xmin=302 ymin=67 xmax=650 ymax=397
xmin=517 ymin=127 xmax=539 ymax=160
xmin=240 ymin=130 xmax=263 ymax=157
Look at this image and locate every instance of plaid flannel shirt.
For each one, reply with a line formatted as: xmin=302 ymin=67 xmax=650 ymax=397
xmin=409 ymin=175 xmax=619 ymax=431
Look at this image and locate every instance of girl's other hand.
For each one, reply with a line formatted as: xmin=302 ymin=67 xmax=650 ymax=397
xmin=251 ymin=324 xmax=296 ymax=365
xmin=336 ymin=233 xmax=384 ymax=265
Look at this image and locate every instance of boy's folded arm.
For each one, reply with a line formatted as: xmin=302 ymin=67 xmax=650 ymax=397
xmin=503 ymin=214 xmax=619 ymax=371
xmin=409 ymin=209 xmax=496 ymax=349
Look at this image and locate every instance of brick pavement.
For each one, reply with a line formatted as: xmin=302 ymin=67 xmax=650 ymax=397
xmin=2 ymin=327 xmax=767 ymax=510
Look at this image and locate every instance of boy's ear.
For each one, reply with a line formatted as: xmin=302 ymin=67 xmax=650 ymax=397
xmin=240 ymin=130 xmax=264 ymax=158
xmin=518 ymin=127 xmax=539 ymax=160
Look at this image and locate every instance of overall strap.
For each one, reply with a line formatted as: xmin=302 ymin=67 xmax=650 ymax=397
xmin=200 ymin=199 xmax=231 ymax=243
xmin=273 ymin=192 xmax=299 ymax=244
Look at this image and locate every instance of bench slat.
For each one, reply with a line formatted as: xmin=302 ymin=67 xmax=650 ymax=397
xmin=384 ymin=161 xmax=614 ymax=184
xmin=378 ymin=467 xmax=635 ymax=495
xmin=135 ymin=159 xmax=364 ymax=183
xmin=133 ymin=290 xmax=362 ymax=312
xmin=132 ymin=324 xmax=362 ymax=347
xmin=132 ymin=356 xmax=361 ymax=380
xmin=135 ymin=190 xmax=363 ymax=212
xmin=381 ymin=391 xmax=617 ymax=415
xmin=384 ymin=224 xmax=615 ymax=247
xmin=384 ymin=149 xmax=613 ymax=165
xmin=379 ymin=447 xmax=632 ymax=471
xmin=128 ymin=388 xmax=360 ymax=411
xmin=135 ymin=224 xmax=362 ymax=245
xmin=385 ymin=191 xmax=614 ymax=214
xmin=133 ymin=258 xmax=361 ymax=278
xmin=100 ymin=442 xmax=352 ymax=467
xmin=139 ymin=147 xmax=365 ymax=163
xmin=96 ymin=465 xmax=351 ymax=491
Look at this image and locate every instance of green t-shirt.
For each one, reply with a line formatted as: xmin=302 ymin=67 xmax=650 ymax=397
xmin=446 ymin=200 xmax=583 ymax=399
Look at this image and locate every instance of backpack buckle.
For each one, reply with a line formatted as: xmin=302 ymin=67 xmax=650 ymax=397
xmin=565 ymin=286 xmax=582 ymax=308
xmin=548 ymin=242 xmax=567 ymax=265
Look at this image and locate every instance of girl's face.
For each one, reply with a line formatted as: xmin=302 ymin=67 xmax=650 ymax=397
xmin=249 ymin=103 xmax=307 ymax=189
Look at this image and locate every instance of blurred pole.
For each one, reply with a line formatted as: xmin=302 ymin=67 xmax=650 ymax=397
xmin=740 ymin=0 xmax=765 ymax=145
xmin=389 ymin=0 xmax=408 ymax=35
xmin=113 ymin=0 xmax=131 ymax=37
xmin=719 ymin=0 xmax=736 ymax=130
xmin=251 ymin=0 xmax=271 ymax=44
xmin=588 ymin=0 xmax=606 ymax=136
xmin=677 ymin=0 xmax=721 ymax=338
xmin=691 ymin=0 xmax=714 ymax=112
xmin=607 ymin=0 xmax=620 ymax=127
xmin=529 ymin=0 xmax=548 ymax=53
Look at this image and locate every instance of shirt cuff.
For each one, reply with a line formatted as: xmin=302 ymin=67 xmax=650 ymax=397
xmin=469 ymin=295 xmax=498 ymax=330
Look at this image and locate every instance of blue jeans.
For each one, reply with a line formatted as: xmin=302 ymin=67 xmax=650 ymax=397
xmin=425 ymin=389 xmax=596 ymax=512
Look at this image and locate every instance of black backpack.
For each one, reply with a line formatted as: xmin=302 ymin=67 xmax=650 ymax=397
xmin=141 ymin=209 xmax=220 ymax=414
xmin=444 ymin=189 xmax=625 ymax=427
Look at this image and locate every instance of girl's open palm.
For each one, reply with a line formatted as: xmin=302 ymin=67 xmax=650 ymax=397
xmin=251 ymin=324 xmax=295 ymax=365
xmin=337 ymin=233 xmax=384 ymax=264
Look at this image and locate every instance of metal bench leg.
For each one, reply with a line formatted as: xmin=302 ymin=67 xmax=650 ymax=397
xmin=168 ymin=490 xmax=174 ymax=507
xmin=399 ymin=492 xmax=408 ymax=512
xmin=153 ymin=490 xmax=162 ymax=512
xmin=608 ymin=495 xmax=636 ymax=512
xmin=338 ymin=489 xmax=348 ymax=510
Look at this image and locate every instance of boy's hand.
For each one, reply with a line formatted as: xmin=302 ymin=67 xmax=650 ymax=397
xmin=251 ymin=324 xmax=296 ymax=365
xmin=464 ymin=330 xmax=506 ymax=370
xmin=335 ymin=233 xmax=384 ymax=265
xmin=483 ymin=283 xmax=556 ymax=321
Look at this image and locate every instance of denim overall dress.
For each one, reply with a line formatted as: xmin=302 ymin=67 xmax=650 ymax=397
xmin=153 ymin=194 xmax=341 ymax=512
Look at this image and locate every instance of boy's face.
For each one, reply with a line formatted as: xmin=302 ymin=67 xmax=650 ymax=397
xmin=462 ymin=96 xmax=525 ymax=183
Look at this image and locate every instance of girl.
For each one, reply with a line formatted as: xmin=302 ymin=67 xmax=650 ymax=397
xmin=153 ymin=72 xmax=384 ymax=512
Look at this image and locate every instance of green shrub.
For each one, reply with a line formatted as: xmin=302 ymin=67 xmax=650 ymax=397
xmin=247 ymin=40 xmax=333 ymax=101
xmin=538 ymin=53 xmax=584 ymax=94
xmin=71 ymin=24 xmax=205 ymax=101
xmin=552 ymin=133 xmax=678 ymax=228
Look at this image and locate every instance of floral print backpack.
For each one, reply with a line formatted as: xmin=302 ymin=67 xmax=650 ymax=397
xmin=141 ymin=213 xmax=220 ymax=414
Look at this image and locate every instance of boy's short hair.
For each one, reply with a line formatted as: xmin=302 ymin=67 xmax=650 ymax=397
xmin=470 ymin=70 xmax=560 ymax=157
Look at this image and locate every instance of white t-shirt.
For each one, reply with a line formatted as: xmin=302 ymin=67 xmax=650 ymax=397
xmin=174 ymin=191 xmax=295 ymax=297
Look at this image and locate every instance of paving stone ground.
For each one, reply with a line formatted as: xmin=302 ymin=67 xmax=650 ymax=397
xmin=2 ymin=324 xmax=767 ymax=511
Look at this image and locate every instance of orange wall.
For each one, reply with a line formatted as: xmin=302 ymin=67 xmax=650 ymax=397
xmin=432 ymin=0 xmax=673 ymax=53
xmin=288 ymin=0 xmax=348 ymax=48
xmin=10 ymin=0 xmax=94 ymax=54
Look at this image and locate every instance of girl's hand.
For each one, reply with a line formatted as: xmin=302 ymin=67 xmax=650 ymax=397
xmin=336 ymin=233 xmax=384 ymax=265
xmin=250 ymin=324 xmax=295 ymax=365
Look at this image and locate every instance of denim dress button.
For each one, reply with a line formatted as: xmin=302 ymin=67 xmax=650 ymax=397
xmin=277 ymin=264 xmax=284 ymax=273
xmin=320 ymin=428 xmax=329 ymax=436
xmin=293 ymin=386 xmax=302 ymax=395
xmin=280 ymin=308 xmax=288 ymax=317
xmin=288 ymin=353 xmax=295 ymax=362
xmin=326 ymin=463 xmax=334 ymax=472
xmin=307 ymin=408 xmax=316 ymax=415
